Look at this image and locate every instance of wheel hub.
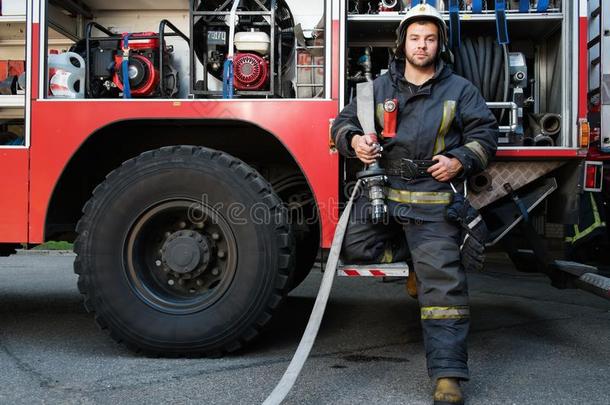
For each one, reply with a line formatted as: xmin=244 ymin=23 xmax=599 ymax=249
xmin=125 ymin=199 xmax=238 ymax=314
xmin=161 ymin=231 xmax=211 ymax=275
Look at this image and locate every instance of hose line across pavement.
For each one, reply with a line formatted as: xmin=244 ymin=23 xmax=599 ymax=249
xmin=262 ymin=180 xmax=363 ymax=405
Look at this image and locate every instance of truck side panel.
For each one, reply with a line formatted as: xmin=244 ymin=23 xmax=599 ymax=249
xmin=0 ymin=149 xmax=28 ymax=242
xmin=28 ymin=100 xmax=340 ymax=246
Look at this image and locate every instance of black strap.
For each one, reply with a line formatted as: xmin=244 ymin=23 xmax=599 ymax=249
xmin=449 ymin=0 xmax=461 ymax=50
xmin=385 ymin=159 xmax=435 ymax=179
xmin=495 ymin=0 xmax=510 ymax=45
xmin=504 ymin=183 xmax=529 ymax=222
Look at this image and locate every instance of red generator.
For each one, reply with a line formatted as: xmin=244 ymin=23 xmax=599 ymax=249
xmin=113 ymin=32 xmax=164 ymax=97
xmin=70 ymin=25 xmax=180 ymax=99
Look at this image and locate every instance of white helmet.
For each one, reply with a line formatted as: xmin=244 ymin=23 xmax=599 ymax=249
xmin=395 ymin=1 xmax=449 ymax=60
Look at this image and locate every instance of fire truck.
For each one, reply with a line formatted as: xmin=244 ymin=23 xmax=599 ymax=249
xmin=0 ymin=0 xmax=608 ymax=356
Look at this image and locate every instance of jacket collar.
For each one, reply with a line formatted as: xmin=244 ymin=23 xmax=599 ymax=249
xmin=388 ymin=57 xmax=451 ymax=91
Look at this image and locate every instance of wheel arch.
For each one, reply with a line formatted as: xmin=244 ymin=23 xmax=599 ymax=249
xmin=45 ymin=118 xmax=321 ymax=247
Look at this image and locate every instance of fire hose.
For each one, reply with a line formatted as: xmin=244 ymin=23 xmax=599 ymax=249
xmin=453 ymin=36 xmax=508 ymax=105
xmin=262 ymin=179 xmax=363 ymax=405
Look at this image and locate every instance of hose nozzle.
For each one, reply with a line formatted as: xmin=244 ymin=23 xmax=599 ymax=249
xmin=357 ymin=161 xmax=388 ymax=223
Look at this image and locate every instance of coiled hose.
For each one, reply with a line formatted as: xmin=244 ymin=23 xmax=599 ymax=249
xmin=452 ymin=36 xmax=509 ymax=120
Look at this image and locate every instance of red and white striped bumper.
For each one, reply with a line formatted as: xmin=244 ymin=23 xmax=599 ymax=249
xmin=337 ymin=262 xmax=409 ymax=277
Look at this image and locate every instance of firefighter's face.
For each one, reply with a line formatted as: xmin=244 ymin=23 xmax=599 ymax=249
xmin=404 ymin=21 xmax=439 ymax=68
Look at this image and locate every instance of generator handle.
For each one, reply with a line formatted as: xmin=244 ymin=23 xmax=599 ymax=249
xmin=159 ymin=20 xmax=190 ymax=44
xmin=159 ymin=19 xmax=191 ymax=97
xmin=85 ymin=22 xmax=115 ymax=38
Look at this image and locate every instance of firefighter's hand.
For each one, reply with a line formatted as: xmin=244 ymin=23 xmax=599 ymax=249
xmin=351 ymin=134 xmax=381 ymax=165
xmin=428 ymin=155 xmax=463 ymax=182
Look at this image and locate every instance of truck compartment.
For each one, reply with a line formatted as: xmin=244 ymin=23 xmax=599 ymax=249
xmin=344 ymin=1 xmax=574 ymax=148
xmin=44 ymin=0 xmax=328 ymax=100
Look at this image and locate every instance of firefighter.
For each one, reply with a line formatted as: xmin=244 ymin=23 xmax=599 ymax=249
xmin=332 ymin=2 xmax=498 ymax=404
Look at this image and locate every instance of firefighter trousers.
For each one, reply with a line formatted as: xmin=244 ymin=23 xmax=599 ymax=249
xmin=342 ymin=215 xmax=470 ymax=381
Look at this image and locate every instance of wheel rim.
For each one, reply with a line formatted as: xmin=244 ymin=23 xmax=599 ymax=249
xmin=124 ymin=199 xmax=238 ymax=315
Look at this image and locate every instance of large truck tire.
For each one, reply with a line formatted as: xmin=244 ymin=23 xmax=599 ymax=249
xmin=271 ymin=173 xmax=320 ymax=290
xmin=74 ymin=146 xmax=294 ymax=356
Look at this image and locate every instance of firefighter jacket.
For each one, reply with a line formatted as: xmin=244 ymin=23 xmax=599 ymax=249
xmin=332 ymin=58 xmax=499 ymax=221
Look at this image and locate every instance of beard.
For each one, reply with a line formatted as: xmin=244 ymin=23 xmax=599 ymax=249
xmin=405 ymin=52 xmax=436 ymax=68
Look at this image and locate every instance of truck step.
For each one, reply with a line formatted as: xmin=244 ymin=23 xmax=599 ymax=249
xmin=552 ymin=260 xmax=598 ymax=276
xmin=337 ymin=262 xmax=409 ymax=277
xmin=552 ymin=260 xmax=610 ymax=301
xmin=575 ymin=273 xmax=610 ymax=300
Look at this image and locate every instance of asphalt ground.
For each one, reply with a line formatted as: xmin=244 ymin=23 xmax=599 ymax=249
xmin=0 ymin=252 xmax=609 ymax=405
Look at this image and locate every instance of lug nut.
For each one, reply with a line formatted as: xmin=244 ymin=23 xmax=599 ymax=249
xmin=212 ymin=268 xmax=219 ymax=276
xmin=196 ymin=280 xmax=203 ymax=286
xmin=168 ymin=279 xmax=175 ymax=286
xmin=212 ymin=233 xmax=220 ymax=241
xmin=217 ymin=250 xmax=225 ymax=259
xmin=155 ymin=260 xmax=162 ymax=267
xmin=179 ymin=221 xmax=186 ymax=229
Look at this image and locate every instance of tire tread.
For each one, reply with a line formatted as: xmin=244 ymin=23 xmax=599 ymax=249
xmin=73 ymin=145 xmax=294 ymax=357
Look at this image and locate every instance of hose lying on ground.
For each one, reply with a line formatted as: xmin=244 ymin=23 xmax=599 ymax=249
xmin=262 ymin=180 xmax=363 ymax=405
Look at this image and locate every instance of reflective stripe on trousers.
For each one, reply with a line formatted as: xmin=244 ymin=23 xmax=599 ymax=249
xmin=421 ymin=306 xmax=470 ymax=320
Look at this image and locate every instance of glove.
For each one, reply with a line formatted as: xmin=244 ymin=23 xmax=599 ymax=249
xmin=460 ymin=214 xmax=489 ymax=272
xmin=446 ymin=193 xmax=490 ymax=272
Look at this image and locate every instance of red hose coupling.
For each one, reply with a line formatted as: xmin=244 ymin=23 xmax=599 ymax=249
xmin=383 ymin=98 xmax=398 ymax=138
